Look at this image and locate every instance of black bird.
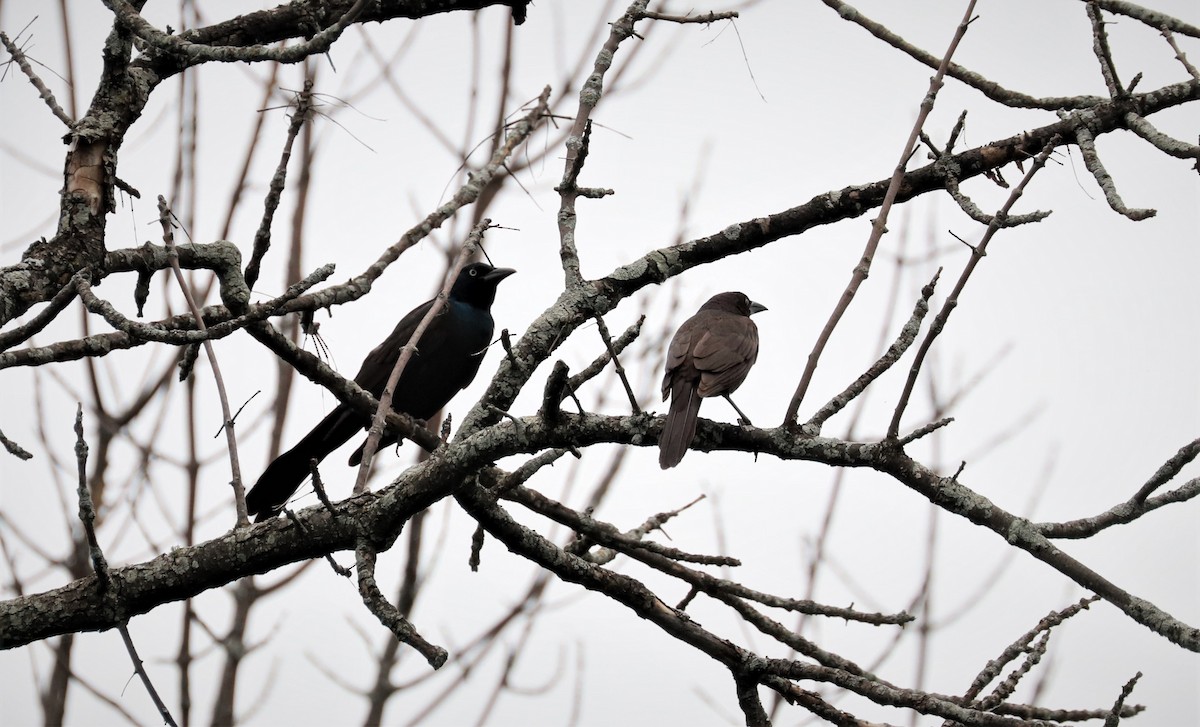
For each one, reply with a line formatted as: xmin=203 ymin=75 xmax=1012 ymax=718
xmin=246 ymin=262 xmax=515 ymax=521
xmin=658 ymin=292 xmax=766 ymax=469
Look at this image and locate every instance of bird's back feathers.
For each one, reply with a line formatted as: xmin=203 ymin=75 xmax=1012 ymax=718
xmin=658 ymin=291 xmax=763 ymax=469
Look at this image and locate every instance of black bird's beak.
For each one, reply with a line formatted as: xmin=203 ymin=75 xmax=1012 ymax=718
xmin=484 ymin=267 xmax=517 ymax=283
xmin=749 ymin=300 xmax=767 ymax=315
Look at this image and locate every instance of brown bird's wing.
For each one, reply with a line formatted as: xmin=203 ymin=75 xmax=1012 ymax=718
xmin=659 ymin=297 xmax=762 ymax=469
xmin=692 ymin=314 xmax=759 ymax=398
xmin=661 ymin=323 xmax=697 ymax=400
xmin=659 ymin=315 xmax=705 ymax=468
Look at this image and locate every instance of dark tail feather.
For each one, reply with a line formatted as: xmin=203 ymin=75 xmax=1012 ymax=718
xmin=246 ymin=406 xmax=361 ymax=521
xmin=659 ymin=382 xmax=702 ymax=469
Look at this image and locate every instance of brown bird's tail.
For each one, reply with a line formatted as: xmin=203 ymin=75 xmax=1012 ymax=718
xmin=659 ymin=379 xmax=703 ymax=469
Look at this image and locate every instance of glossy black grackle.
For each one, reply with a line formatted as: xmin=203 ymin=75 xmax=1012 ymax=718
xmin=658 ymin=291 xmax=766 ymax=469
xmin=246 ymin=262 xmax=515 ymax=521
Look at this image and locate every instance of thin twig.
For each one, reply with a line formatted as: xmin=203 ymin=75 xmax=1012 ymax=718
xmin=1103 ymin=672 xmax=1142 ymax=727
xmin=888 ymin=137 xmax=1061 ymax=438
xmin=73 ymin=405 xmax=178 ymax=726
xmin=591 ymin=314 xmax=640 ymax=413
xmin=0 ymin=31 xmax=74 ymax=126
xmin=1086 ymin=2 xmax=1124 ymax=97
xmin=819 ymin=0 xmax=1106 ymax=110
xmin=806 ymin=270 xmax=940 ymax=432
xmin=555 ymin=2 xmax=651 ymax=288
xmin=244 ymin=81 xmax=315 ymax=290
xmin=784 ymin=1 xmax=977 ymax=425
xmin=1160 ymin=27 xmax=1200 ymax=80
xmin=158 ymin=196 xmax=249 ymax=526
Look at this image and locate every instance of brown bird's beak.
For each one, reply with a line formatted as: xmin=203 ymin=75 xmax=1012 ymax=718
xmin=484 ymin=267 xmax=517 ymax=283
xmin=749 ymin=300 xmax=767 ymax=315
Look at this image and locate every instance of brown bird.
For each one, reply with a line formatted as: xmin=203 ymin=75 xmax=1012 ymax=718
xmin=659 ymin=291 xmax=766 ymax=469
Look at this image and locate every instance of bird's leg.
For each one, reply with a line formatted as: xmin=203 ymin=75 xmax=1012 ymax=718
xmin=722 ymin=394 xmax=753 ymax=426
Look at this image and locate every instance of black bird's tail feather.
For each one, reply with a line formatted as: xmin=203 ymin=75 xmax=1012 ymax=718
xmin=659 ymin=381 xmax=702 ymax=469
xmin=245 ymin=406 xmax=361 ymax=521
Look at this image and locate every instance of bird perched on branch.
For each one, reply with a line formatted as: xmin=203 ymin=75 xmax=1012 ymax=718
xmin=246 ymin=262 xmax=515 ymax=521
xmin=658 ymin=291 xmax=766 ymax=469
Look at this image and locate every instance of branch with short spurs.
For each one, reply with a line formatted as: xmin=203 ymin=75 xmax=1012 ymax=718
xmin=158 ymin=197 xmax=249 ymax=526
xmin=244 ymin=81 xmax=315 ymax=291
xmin=887 ymin=138 xmax=1059 ymax=439
xmin=457 ymin=481 xmax=1074 ymax=726
xmin=72 ymin=405 xmax=178 ymax=727
xmin=821 ymin=0 xmax=1108 ymax=110
xmin=1087 ymin=2 xmax=1126 ymax=98
xmin=559 ymin=494 xmax=739 ymax=568
xmin=1160 ymin=27 xmax=1200 ymax=81
xmin=0 ymin=31 xmax=74 ymax=126
xmin=471 ymin=85 xmax=1189 ymax=424
xmin=449 ymin=412 xmax=1200 ymax=652
xmin=505 ymin=483 xmax=906 ymax=627
xmin=273 ymin=86 xmax=551 ymax=315
xmin=0 ymin=264 xmax=329 ymax=371
xmin=921 ymin=123 xmax=1051 ymax=227
xmin=785 ymin=0 xmax=977 ymax=425
xmin=71 ymin=264 xmax=334 ymax=347
xmin=946 ymin=596 xmax=1107 ymax=723
xmin=1104 ymin=672 xmax=1143 ymax=727
xmin=637 ymin=9 xmax=738 ymax=24
xmin=1035 ymin=437 xmax=1200 ymax=538
xmin=554 ymin=0 xmax=647 ymax=288
xmin=806 ymin=270 xmax=940 ymax=433
xmin=1 ymin=88 xmax=550 ymax=366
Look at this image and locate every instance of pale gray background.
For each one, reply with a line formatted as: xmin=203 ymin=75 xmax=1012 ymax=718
xmin=1 ymin=1 xmax=1197 ymax=725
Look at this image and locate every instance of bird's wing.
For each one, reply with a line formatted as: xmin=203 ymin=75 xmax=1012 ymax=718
xmin=661 ymin=324 xmax=697 ymax=399
xmin=352 ymin=299 xmax=436 ymax=396
xmin=693 ymin=316 xmax=759 ymax=397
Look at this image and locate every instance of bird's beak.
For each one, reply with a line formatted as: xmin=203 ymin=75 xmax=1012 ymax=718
xmin=749 ymin=301 xmax=767 ymax=315
xmin=484 ymin=267 xmax=516 ymax=283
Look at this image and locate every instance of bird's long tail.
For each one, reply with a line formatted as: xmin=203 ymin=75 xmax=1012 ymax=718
xmin=246 ymin=406 xmax=362 ymax=521
xmin=659 ymin=381 xmax=702 ymax=469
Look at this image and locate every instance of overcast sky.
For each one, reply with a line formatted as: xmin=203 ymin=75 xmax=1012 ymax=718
xmin=2 ymin=1 xmax=1197 ymax=725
